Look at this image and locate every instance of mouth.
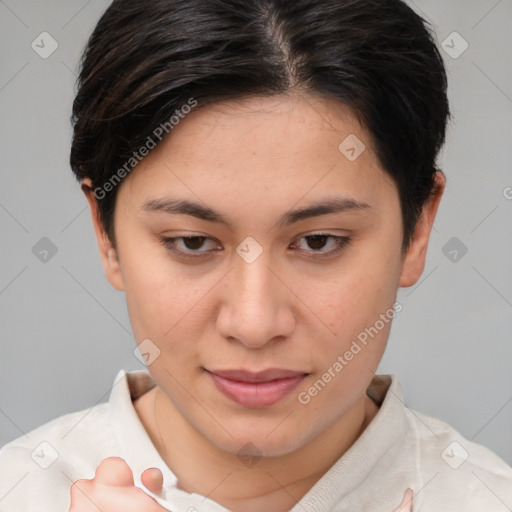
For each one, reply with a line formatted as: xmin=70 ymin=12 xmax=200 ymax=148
xmin=205 ymin=368 xmax=309 ymax=408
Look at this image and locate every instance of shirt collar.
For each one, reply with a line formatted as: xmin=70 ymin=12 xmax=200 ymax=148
xmin=290 ymin=374 xmax=414 ymax=511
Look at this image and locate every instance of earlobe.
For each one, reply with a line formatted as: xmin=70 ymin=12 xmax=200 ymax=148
xmin=82 ymin=178 xmax=125 ymax=291
xmin=399 ymin=171 xmax=445 ymax=288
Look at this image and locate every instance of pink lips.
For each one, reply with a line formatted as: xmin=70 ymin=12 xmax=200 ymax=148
xmin=206 ymin=368 xmax=307 ymax=408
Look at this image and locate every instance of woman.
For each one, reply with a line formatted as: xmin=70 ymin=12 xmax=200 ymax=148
xmin=1 ymin=1 xmax=511 ymax=511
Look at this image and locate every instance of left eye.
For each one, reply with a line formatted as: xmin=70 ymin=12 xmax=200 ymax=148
xmin=290 ymin=234 xmax=352 ymax=257
xmin=292 ymin=234 xmax=347 ymax=252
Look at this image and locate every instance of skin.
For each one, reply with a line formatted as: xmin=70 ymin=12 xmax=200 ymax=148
xmin=69 ymin=458 xmax=165 ymax=511
xmin=82 ymin=93 xmax=443 ymax=512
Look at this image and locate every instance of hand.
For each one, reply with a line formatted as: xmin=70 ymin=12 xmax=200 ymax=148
xmin=393 ymin=488 xmax=413 ymax=512
xmin=68 ymin=456 xmax=169 ymax=511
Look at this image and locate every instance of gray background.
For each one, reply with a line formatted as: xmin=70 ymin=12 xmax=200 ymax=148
xmin=0 ymin=0 xmax=511 ymax=468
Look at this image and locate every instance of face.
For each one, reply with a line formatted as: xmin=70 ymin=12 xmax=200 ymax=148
xmin=86 ymin=93 xmax=440 ymax=457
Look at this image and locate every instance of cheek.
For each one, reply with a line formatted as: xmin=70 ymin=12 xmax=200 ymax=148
xmin=118 ymin=237 xmax=199 ymax=343
xmin=124 ymin=276 xmax=207 ymax=386
xmin=294 ymin=264 xmax=398 ymax=419
xmin=300 ymin=251 xmax=401 ymax=345
xmin=125 ymin=271 xmax=203 ymax=342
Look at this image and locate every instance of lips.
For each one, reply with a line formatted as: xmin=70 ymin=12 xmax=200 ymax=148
xmin=210 ymin=368 xmax=306 ymax=383
xmin=206 ymin=368 xmax=308 ymax=408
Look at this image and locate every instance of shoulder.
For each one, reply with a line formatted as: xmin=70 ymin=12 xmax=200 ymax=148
xmin=0 ymin=402 xmax=122 ymax=512
xmin=405 ymin=407 xmax=512 ymax=510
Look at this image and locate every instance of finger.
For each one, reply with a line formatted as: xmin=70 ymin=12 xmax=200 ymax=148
xmin=393 ymin=488 xmax=413 ymax=512
xmin=141 ymin=467 xmax=164 ymax=494
xmin=93 ymin=457 xmax=134 ymax=487
xmin=70 ymin=485 xmax=168 ymax=512
xmin=69 ymin=478 xmax=93 ymax=510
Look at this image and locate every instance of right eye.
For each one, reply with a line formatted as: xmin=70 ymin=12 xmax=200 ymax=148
xmin=161 ymin=236 xmax=222 ymax=259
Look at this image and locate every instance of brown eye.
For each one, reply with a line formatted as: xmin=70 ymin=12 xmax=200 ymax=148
xmin=291 ymin=234 xmax=352 ymax=258
xmin=182 ymin=236 xmax=207 ymax=250
xmin=161 ymin=236 xmax=221 ymax=258
xmin=304 ymin=235 xmax=330 ymax=250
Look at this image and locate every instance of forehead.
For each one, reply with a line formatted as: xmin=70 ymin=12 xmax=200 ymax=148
xmin=166 ymin=94 xmax=367 ymax=154
xmin=117 ymin=93 xmax=398 ymax=214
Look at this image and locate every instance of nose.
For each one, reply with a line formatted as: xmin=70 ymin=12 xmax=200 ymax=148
xmin=216 ymin=249 xmax=296 ymax=349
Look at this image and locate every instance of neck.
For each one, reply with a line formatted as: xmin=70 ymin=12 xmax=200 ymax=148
xmin=136 ymin=387 xmax=379 ymax=512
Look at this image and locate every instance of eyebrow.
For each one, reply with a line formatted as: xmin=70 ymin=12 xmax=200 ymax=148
xmin=141 ymin=196 xmax=371 ymax=229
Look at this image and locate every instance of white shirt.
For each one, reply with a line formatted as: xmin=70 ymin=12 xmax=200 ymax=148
xmin=1 ymin=369 xmax=511 ymax=511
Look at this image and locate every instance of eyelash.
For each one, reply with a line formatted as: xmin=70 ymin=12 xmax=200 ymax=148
xmin=160 ymin=234 xmax=352 ymax=260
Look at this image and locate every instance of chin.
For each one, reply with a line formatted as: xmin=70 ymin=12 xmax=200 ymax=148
xmin=205 ymin=422 xmax=313 ymax=460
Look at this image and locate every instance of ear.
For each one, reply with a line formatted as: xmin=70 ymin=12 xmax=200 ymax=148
xmin=399 ymin=171 xmax=445 ymax=287
xmin=82 ymin=178 xmax=124 ymax=291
